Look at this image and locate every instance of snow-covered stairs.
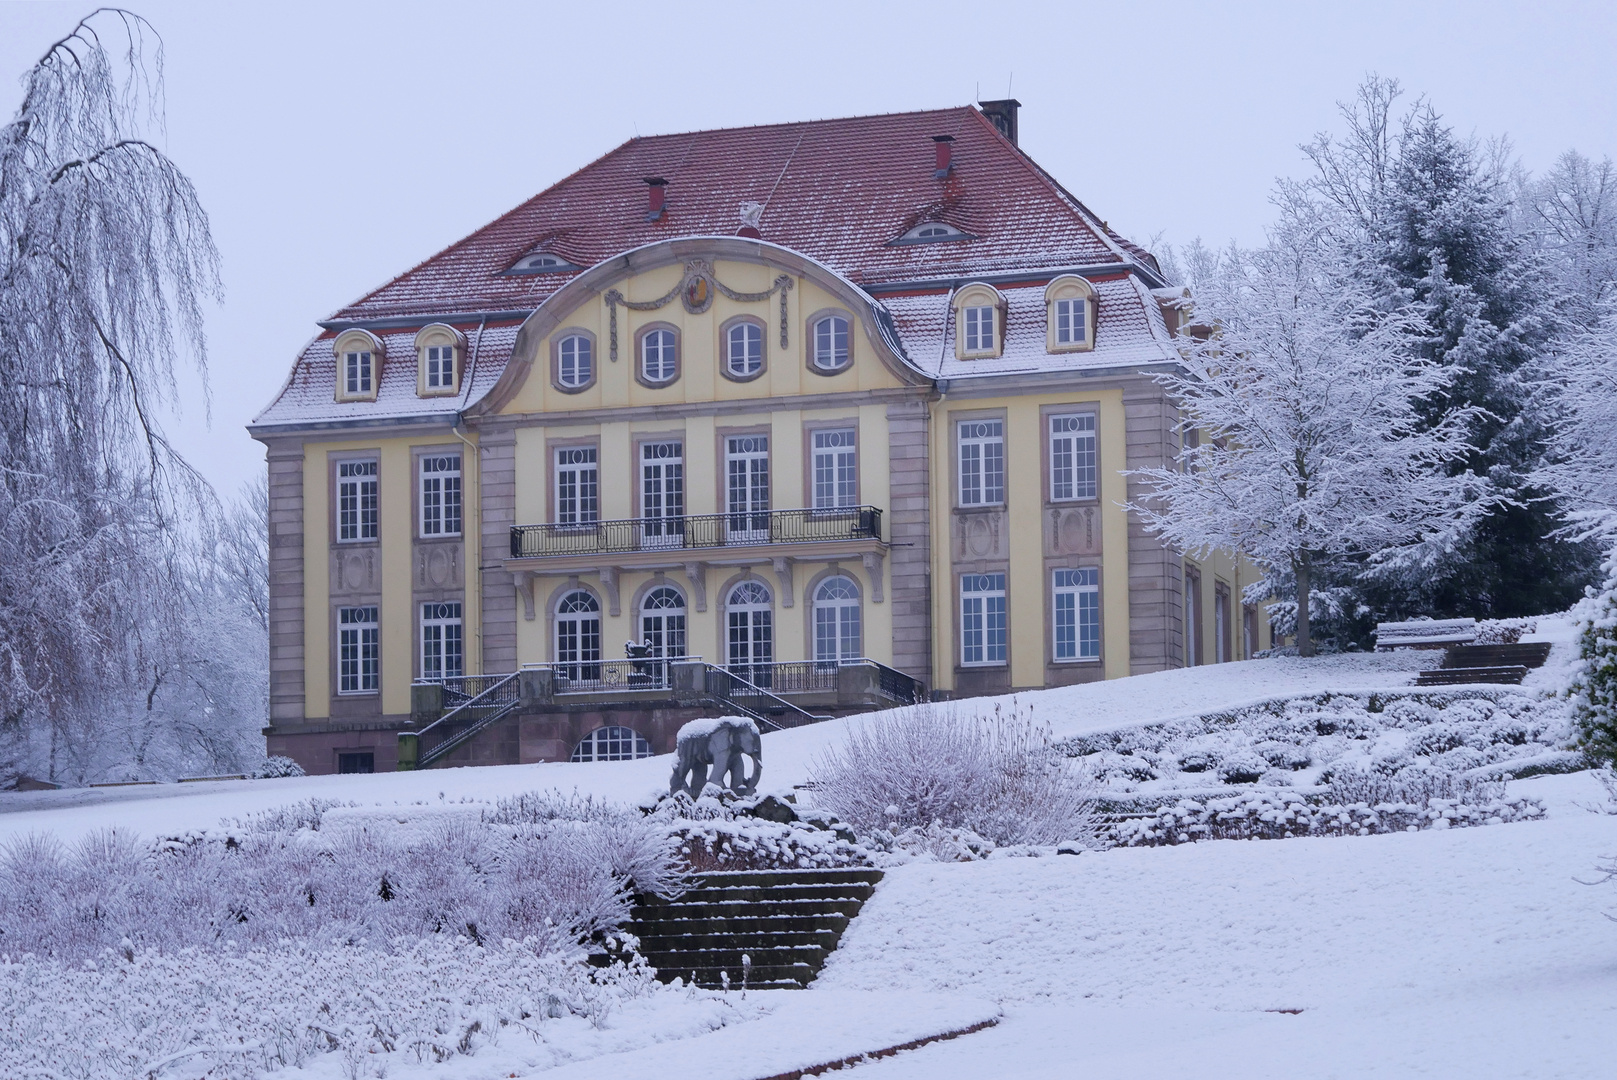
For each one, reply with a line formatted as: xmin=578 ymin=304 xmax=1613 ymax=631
xmin=625 ymin=868 xmax=883 ymax=989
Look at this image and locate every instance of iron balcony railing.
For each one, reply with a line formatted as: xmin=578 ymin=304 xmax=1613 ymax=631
xmin=510 ymin=506 xmax=882 ymax=559
xmin=552 ymin=658 xmax=674 ymax=694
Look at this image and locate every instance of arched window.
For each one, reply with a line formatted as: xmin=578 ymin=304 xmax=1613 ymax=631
xmin=414 ymin=323 xmax=466 ymax=397
xmin=570 ymin=726 xmax=653 ymax=762
xmin=893 ymin=221 xmax=972 ymax=245
xmin=726 ymin=580 xmax=773 ymax=682
xmin=554 ymin=332 xmax=595 ymax=391
xmin=723 ymin=319 xmax=765 ymax=379
xmin=639 ymin=327 xmax=678 ymax=384
xmin=1045 ymin=275 xmax=1096 ymax=353
xmin=508 ymin=252 xmax=579 ymax=274
xmin=333 ymin=329 xmax=384 ymax=401
xmin=813 ymin=576 xmax=862 ymax=662
xmin=809 ymin=312 xmax=851 ymax=372
xmin=555 ymin=590 xmax=601 ymax=681
xmin=640 ymin=586 xmax=687 ymax=659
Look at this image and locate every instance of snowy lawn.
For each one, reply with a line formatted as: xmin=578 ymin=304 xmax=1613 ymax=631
xmin=819 ymin=770 xmax=1617 ymax=1078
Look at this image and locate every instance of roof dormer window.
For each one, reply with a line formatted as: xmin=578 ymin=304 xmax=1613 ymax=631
xmin=414 ymin=323 xmax=467 ymax=397
xmin=892 ymin=221 xmax=973 ymax=245
xmin=506 ymin=252 xmax=580 ymax=275
xmin=951 ymin=283 xmax=1005 ymax=360
xmin=333 ymin=329 xmax=384 ymax=402
xmin=1045 ymin=276 xmax=1097 ymax=354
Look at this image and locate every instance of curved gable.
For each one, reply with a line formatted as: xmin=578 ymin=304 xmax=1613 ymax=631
xmin=469 ymin=237 xmax=930 ymax=418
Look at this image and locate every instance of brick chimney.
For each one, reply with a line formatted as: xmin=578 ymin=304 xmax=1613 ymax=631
xmin=932 ymin=135 xmax=955 ymax=179
xmin=979 ymin=99 xmax=1021 ymax=146
xmin=643 ymin=177 xmax=668 ymax=221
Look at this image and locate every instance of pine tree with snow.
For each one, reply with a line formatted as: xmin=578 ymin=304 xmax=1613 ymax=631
xmin=1285 ymin=77 xmax=1595 ymax=618
xmin=1569 ymin=546 xmax=1617 ymax=766
xmin=1127 ymin=225 xmax=1490 ymax=657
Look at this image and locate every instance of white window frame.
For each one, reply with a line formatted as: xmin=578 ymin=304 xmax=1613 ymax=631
xmin=641 ymin=328 xmax=677 ymax=383
xmin=557 ymin=334 xmax=593 ymax=388
xmin=420 ymin=602 xmax=463 ymax=680
xmin=343 ymin=350 xmax=373 ymax=396
xmin=1053 ymin=568 xmax=1101 ymax=662
xmin=424 ymin=343 xmax=455 ymax=391
xmin=725 ymin=435 xmax=770 ymax=542
xmin=338 ymin=605 xmax=379 ymax=694
xmin=963 ymin=305 xmax=995 ymax=354
xmin=419 ymin=453 xmax=461 ymax=537
xmin=812 ymin=428 xmax=858 ymax=509
xmin=725 ymin=321 xmax=764 ymax=377
xmin=960 ymin=573 xmax=1007 ymax=666
xmin=957 ymin=419 xmax=1005 ymax=507
xmin=726 ymin=580 xmax=774 ymax=675
xmin=555 ymin=447 xmax=599 ymax=526
xmin=639 ymin=586 xmax=688 ymax=660
xmin=555 ymin=590 xmax=602 ymax=680
xmin=1049 ymin=413 xmax=1098 ymax=502
xmin=640 ymin=440 xmax=685 ymax=547
xmin=811 ymin=314 xmax=851 ymax=371
xmin=1055 ymin=298 xmax=1087 ymax=346
xmin=570 ymin=726 xmax=653 ymax=762
xmin=337 ymin=460 xmax=378 ymax=542
xmin=813 ymin=576 xmax=862 ymax=662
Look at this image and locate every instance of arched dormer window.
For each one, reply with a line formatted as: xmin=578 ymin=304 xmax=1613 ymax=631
xmin=551 ymin=329 xmax=597 ymax=393
xmin=806 ymin=309 xmax=852 ymax=373
xmin=333 ymin=329 xmax=384 ymax=402
xmin=1045 ymin=275 xmax=1097 ymax=353
xmin=414 ymin=323 xmax=467 ymax=397
xmin=951 ymin=283 xmax=1005 ymax=360
xmin=506 ymin=251 xmax=580 ymax=274
xmin=892 ymin=221 xmax=973 ymax=245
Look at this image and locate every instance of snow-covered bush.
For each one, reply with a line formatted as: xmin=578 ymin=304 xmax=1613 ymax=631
xmin=810 ymin=701 xmax=1099 ymax=847
xmin=1569 ymin=547 xmax=1617 ymax=765
xmin=1110 ymin=787 xmax=1545 ymax=847
xmin=0 ymin=797 xmax=680 ymax=963
xmin=0 ymin=937 xmax=664 ymax=1080
xmin=251 ymin=755 xmax=305 ymax=779
xmin=1475 ymin=617 xmax=1537 ymax=645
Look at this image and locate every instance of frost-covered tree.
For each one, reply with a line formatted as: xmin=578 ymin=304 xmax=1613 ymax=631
xmin=1532 ymin=306 xmax=1617 ymax=543
xmin=1282 ymin=76 xmax=1591 ymax=618
xmin=1127 ymin=228 xmax=1489 ymax=657
xmin=1523 ymin=151 xmax=1617 ymax=328
xmin=0 ymin=10 xmax=224 ymax=784
xmin=1569 ymin=546 xmax=1617 ymax=766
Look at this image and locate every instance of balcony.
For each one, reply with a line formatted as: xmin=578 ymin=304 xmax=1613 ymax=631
xmin=508 ymin=506 xmax=884 ymax=570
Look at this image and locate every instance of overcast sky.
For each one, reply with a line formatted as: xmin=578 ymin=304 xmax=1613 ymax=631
xmin=3 ymin=0 xmax=1615 ymax=496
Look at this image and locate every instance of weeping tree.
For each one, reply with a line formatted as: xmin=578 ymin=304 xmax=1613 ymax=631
xmin=1126 ymin=225 xmax=1492 ymax=657
xmin=0 ymin=9 xmax=221 ymax=781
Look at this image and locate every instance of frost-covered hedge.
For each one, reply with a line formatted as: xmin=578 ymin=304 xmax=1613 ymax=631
xmin=1064 ymin=689 xmax=1575 ymax=796
xmin=1570 ymin=546 xmax=1617 ymax=765
xmin=1 ymin=938 xmax=658 ymax=1080
xmin=644 ymin=790 xmax=872 ymax=872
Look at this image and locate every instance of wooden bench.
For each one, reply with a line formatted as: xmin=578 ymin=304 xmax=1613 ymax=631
xmin=1375 ymin=618 xmax=1478 ymax=651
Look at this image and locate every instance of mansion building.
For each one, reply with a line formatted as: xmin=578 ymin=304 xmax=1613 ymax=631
xmin=252 ymin=102 xmax=1268 ymax=775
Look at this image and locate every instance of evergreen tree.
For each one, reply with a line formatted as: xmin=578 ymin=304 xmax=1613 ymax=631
xmin=1569 ymin=546 xmax=1617 ymax=766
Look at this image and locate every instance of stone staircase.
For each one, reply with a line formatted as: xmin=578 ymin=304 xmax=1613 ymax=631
xmin=622 ymin=867 xmax=883 ymax=989
xmin=1416 ymin=641 xmax=1553 ymax=687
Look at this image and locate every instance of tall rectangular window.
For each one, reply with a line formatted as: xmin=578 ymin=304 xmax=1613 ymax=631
xmin=1049 ymin=413 xmax=1097 ymax=501
xmin=421 ymin=602 xmax=463 ymax=680
xmin=1053 ymin=568 xmax=1101 ymax=662
xmin=963 ymin=305 xmax=995 ymax=352
xmin=726 ymin=435 xmax=770 ymax=539
xmin=812 ymin=429 xmax=858 ymax=509
xmin=344 ymin=351 xmax=373 ymax=396
xmin=958 ymin=420 xmax=1005 ymax=506
xmin=641 ymin=441 xmax=684 ymax=546
xmin=555 ymin=447 xmax=599 ymax=525
xmin=425 ymin=344 xmax=455 ymax=389
xmin=1055 ymin=298 xmax=1087 ymax=345
xmin=1185 ymin=567 xmax=1202 ymax=667
xmin=338 ymin=606 xmax=379 ymax=693
xmin=961 ymin=573 xmax=1007 ymax=666
xmin=419 ymin=454 xmax=461 ymax=537
xmin=338 ymin=460 xmax=378 ymax=541
xmin=1214 ymin=583 xmax=1232 ymax=664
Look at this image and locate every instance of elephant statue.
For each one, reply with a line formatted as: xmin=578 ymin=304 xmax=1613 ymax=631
xmin=670 ymin=716 xmax=762 ymax=796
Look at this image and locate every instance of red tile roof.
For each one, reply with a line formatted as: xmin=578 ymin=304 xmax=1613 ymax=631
xmin=330 ymin=106 xmax=1160 ymax=322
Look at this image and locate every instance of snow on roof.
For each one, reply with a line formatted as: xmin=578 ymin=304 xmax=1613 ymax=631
xmin=250 ymin=323 xmax=518 ymax=431
xmin=331 ymin=107 xmax=1148 ymax=323
xmin=882 ymin=274 xmax=1180 ymax=380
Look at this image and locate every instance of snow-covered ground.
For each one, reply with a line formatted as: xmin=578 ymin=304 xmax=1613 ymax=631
xmin=4 ymin=616 xmax=1611 ymax=1077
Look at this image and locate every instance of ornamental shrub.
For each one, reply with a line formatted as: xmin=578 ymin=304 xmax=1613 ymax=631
xmin=1569 ymin=545 xmax=1617 ymax=765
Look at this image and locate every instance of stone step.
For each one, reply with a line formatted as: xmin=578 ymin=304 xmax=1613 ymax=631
xmin=688 ymin=867 xmax=884 ymax=889
xmin=629 ymin=913 xmax=851 ymax=937
xmin=1417 ymin=665 xmax=1529 ymax=686
xmin=652 ymin=962 xmax=820 ymax=988
xmin=634 ymin=898 xmax=867 ymax=920
xmin=635 ymin=929 xmax=844 ymax=953
xmin=643 ymin=883 xmax=876 ymax=905
xmin=641 ymin=943 xmax=829 ymax=971
xmin=1443 ymin=642 xmax=1552 ymax=669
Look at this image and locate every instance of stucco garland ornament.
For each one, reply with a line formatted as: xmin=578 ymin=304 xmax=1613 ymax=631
xmin=603 ymin=260 xmax=793 ymax=361
xmin=670 ymin=715 xmax=762 ymax=796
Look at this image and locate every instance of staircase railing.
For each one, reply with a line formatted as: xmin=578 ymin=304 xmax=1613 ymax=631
xmin=702 ymin=664 xmax=829 ymax=731
xmin=401 ymin=671 xmax=522 ymax=770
